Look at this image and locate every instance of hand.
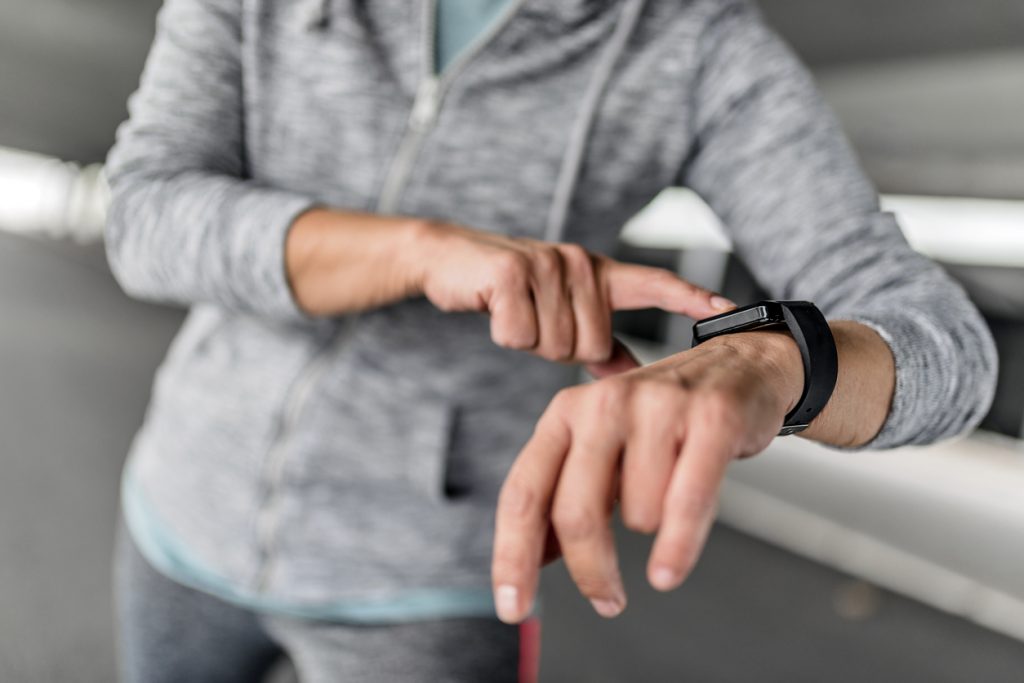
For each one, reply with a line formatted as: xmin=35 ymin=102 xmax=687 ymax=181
xmin=413 ymin=222 xmax=733 ymax=363
xmin=490 ymin=330 xmax=804 ymax=623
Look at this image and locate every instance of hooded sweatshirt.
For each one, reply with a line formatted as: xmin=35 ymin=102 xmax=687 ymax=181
xmin=105 ymin=0 xmax=997 ymax=621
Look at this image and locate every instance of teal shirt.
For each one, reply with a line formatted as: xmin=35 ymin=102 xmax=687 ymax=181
xmin=436 ymin=0 xmax=513 ymax=72
xmin=123 ymin=0 xmax=518 ymax=624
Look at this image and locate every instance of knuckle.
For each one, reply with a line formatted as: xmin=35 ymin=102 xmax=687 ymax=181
xmin=560 ymin=244 xmax=592 ymax=274
xmin=498 ymin=480 xmax=540 ymax=521
xmin=587 ymin=379 xmax=631 ymax=417
xmin=552 ymin=504 xmax=601 ymax=542
xmin=550 ymin=347 xmax=574 ymax=363
xmin=698 ymin=387 xmax=742 ymax=430
xmin=549 ymin=387 xmax=581 ymax=414
xmin=537 ymin=340 xmax=572 ymax=363
xmin=577 ymin=344 xmax=611 ymax=365
xmin=661 ymin=270 xmax=690 ymax=288
xmin=539 ymin=325 xmax=576 ymax=362
xmin=576 ymin=328 xmax=612 ymax=364
xmin=492 ymin=252 xmax=529 ymax=288
xmin=637 ymin=380 xmax=684 ymax=411
xmin=532 ymin=248 xmax=563 ymax=278
xmin=491 ymin=324 xmax=532 ymax=351
xmin=552 ymin=337 xmax=576 ymax=362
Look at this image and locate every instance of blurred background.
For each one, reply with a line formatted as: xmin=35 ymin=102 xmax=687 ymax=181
xmin=2 ymin=0 xmax=1024 ymax=681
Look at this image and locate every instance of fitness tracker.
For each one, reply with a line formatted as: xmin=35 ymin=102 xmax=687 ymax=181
xmin=691 ymin=301 xmax=838 ymax=436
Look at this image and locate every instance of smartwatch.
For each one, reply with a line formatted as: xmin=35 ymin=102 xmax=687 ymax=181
xmin=691 ymin=300 xmax=838 ymax=436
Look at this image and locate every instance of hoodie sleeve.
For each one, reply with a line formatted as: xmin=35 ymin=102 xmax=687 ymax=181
xmin=104 ymin=0 xmax=317 ymax=321
xmin=680 ymin=0 xmax=998 ymax=449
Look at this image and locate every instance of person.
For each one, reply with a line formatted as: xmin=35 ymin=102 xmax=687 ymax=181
xmin=104 ymin=0 xmax=997 ymax=680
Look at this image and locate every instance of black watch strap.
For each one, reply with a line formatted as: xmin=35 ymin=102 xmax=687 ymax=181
xmin=691 ymin=300 xmax=838 ymax=436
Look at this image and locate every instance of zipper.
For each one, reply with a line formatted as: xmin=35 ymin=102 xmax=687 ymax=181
xmin=375 ymin=0 xmax=527 ymax=214
xmin=252 ymin=321 xmax=355 ymax=592
xmin=376 ymin=74 xmax=441 ymax=213
xmin=254 ymin=0 xmax=528 ymax=592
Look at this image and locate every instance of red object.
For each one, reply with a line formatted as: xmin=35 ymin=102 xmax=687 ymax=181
xmin=518 ymin=617 xmax=541 ymax=683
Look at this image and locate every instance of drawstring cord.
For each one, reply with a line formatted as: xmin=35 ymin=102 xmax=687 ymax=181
xmin=307 ymin=0 xmax=645 ymax=243
xmin=544 ymin=0 xmax=647 ymax=243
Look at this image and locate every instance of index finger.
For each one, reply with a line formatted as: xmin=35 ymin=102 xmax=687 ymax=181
xmin=492 ymin=407 xmax=572 ymax=624
xmin=600 ymin=260 xmax=734 ymax=318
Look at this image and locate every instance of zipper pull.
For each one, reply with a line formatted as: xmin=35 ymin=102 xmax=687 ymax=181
xmin=410 ymin=76 xmax=441 ymax=130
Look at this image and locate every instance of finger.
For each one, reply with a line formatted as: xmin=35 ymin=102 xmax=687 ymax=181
xmin=488 ymin=285 xmax=538 ymax=350
xmin=492 ymin=403 xmax=573 ymax=624
xmin=619 ymin=386 xmax=685 ymax=535
xmin=647 ymin=401 xmax=738 ymax=592
xmin=585 ymin=338 xmax=641 ymax=379
xmin=601 ymin=260 xmax=735 ymax=318
xmin=558 ymin=244 xmax=612 ymax=363
xmin=530 ymin=248 xmax=575 ymax=360
xmin=550 ymin=401 xmax=627 ymax=618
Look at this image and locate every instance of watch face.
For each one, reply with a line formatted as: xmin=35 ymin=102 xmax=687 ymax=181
xmin=693 ymin=301 xmax=786 ymax=342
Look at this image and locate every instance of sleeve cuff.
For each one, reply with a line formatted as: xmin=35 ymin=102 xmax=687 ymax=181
xmin=227 ymin=186 xmax=319 ymax=322
xmin=836 ymin=310 xmax=991 ymax=450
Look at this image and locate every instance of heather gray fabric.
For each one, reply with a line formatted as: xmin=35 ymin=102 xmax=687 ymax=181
xmin=104 ymin=0 xmax=997 ymax=608
xmin=261 ymin=613 xmax=521 ymax=683
xmin=115 ymin=526 xmax=283 ymax=683
xmin=114 ymin=527 xmax=522 ymax=683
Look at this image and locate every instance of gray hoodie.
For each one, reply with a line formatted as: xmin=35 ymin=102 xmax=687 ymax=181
xmin=105 ymin=0 xmax=997 ymax=610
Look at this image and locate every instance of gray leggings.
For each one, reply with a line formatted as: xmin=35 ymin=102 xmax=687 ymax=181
xmin=114 ymin=527 xmax=538 ymax=683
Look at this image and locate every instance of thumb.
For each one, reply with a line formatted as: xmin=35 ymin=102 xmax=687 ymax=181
xmin=602 ymin=260 xmax=735 ymax=318
xmin=585 ymin=338 xmax=641 ymax=379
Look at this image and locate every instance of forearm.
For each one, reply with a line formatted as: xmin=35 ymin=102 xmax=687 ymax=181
xmin=802 ymin=320 xmax=895 ymax=447
xmin=731 ymin=320 xmax=896 ymax=448
xmin=285 ymin=208 xmax=430 ymax=317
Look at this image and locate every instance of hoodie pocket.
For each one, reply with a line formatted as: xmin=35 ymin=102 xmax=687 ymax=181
xmin=286 ymin=361 xmax=461 ymax=506
xmin=401 ymin=399 xmax=457 ymax=503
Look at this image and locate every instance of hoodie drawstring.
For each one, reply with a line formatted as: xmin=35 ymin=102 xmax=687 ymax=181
xmin=308 ymin=0 xmax=644 ymax=243
xmin=544 ymin=0 xmax=647 ymax=243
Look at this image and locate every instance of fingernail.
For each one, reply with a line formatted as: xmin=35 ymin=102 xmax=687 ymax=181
xmin=590 ymin=597 xmax=625 ymax=618
xmin=710 ymin=295 xmax=736 ymax=311
xmin=651 ymin=566 xmax=680 ymax=591
xmin=495 ymin=585 xmax=520 ymax=623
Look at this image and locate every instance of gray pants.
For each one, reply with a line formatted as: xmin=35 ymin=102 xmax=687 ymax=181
xmin=114 ymin=528 xmax=538 ymax=683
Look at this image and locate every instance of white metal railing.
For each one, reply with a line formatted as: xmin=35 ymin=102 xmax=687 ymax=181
xmin=0 ymin=146 xmax=108 ymax=242
xmin=4 ymin=145 xmax=1024 ymax=270
xmin=620 ymin=187 xmax=1024 ymax=269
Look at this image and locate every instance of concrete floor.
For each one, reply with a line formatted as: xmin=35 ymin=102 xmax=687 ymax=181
xmin=3 ymin=233 xmax=1024 ymax=681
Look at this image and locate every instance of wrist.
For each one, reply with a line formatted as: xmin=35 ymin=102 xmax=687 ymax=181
xmin=401 ymin=218 xmax=448 ymax=296
xmin=285 ymin=207 xmax=332 ymax=311
xmin=285 ymin=209 xmax=444 ymax=316
xmin=802 ymin=320 xmax=895 ymax=447
xmin=705 ymin=329 xmax=805 ymax=417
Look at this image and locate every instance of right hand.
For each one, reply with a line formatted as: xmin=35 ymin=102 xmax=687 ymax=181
xmin=413 ymin=222 xmax=735 ymax=364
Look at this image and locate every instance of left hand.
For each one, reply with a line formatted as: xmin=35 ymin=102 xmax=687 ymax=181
xmin=491 ymin=330 xmax=804 ymax=623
